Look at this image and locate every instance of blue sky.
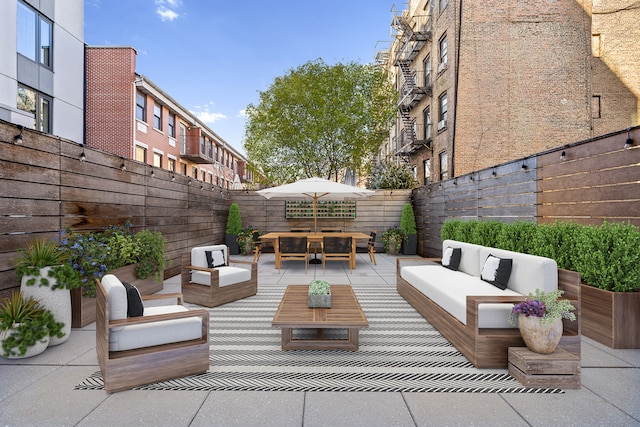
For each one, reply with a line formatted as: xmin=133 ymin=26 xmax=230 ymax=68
xmin=84 ymin=0 xmax=397 ymax=155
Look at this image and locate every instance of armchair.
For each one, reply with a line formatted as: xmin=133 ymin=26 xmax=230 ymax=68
xmin=181 ymin=245 xmax=257 ymax=307
xmin=96 ymin=274 xmax=209 ymax=393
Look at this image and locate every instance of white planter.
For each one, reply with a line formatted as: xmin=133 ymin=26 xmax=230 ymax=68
xmin=20 ymin=266 xmax=71 ymax=346
xmin=1 ymin=327 xmax=49 ymax=359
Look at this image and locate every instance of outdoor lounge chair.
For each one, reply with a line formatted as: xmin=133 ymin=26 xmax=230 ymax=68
xmin=96 ymin=274 xmax=210 ymax=393
xmin=321 ymin=236 xmax=353 ymax=273
xmin=181 ymin=244 xmax=258 ymax=307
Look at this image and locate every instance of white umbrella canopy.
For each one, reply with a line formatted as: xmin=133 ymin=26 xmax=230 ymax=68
xmin=256 ymin=177 xmax=374 ymax=232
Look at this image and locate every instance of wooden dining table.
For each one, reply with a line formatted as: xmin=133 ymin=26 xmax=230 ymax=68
xmin=259 ymin=231 xmax=372 ymax=269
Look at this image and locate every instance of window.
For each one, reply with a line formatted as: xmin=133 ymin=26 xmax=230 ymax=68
xmin=424 ymin=159 xmax=431 ymax=185
xmin=440 ymin=0 xmax=448 ymax=13
xmin=153 ymin=102 xmax=162 ymax=130
xmin=17 ymin=1 xmax=53 ymax=68
xmin=207 ymin=140 xmax=213 ymax=158
xmin=200 ymin=136 xmax=206 ymax=155
xmin=424 ymin=55 xmax=431 ymax=86
xmin=592 ymin=95 xmax=601 ymax=119
xmin=153 ymin=152 xmax=162 ymax=168
xmin=168 ymin=113 xmax=175 ymax=138
xmin=179 ymin=124 xmax=186 ymax=154
xmin=423 ymin=107 xmax=432 ymax=139
xmin=592 ymin=34 xmax=602 ymax=58
xmin=438 ymin=92 xmax=448 ymax=129
xmin=168 ymin=157 xmax=176 ymax=172
xmin=439 ymin=151 xmax=448 ymax=180
xmin=439 ymin=35 xmax=448 ymax=65
xmin=180 ymin=162 xmax=187 ymax=175
xmin=135 ymin=145 xmax=147 ymax=163
xmin=136 ymin=92 xmax=146 ymax=122
xmin=17 ymin=84 xmax=51 ymax=133
xmin=192 ymin=167 xmax=198 ymax=179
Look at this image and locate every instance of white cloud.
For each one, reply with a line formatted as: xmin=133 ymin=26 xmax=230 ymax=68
xmin=156 ymin=7 xmax=179 ymax=21
xmin=155 ymin=0 xmax=182 ymax=22
xmin=192 ymin=111 xmax=227 ymax=124
xmin=237 ymin=109 xmax=247 ymax=118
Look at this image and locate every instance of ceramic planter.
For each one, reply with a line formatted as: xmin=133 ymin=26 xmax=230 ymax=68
xmin=0 ymin=327 xmax=49 ymax=359
xmin=308 ymin=292 xmax=331 ymax=308
xmin=20 ymin=266 xmax=71 ymax=346
xmin=581 ymin=284 xmax=640 ymax=349
xmin=518 ymin=315 xmax=563 ymax=354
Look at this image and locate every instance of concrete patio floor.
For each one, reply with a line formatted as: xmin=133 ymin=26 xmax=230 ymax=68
xmin=1 ymin=252 xmax=638 ymax=426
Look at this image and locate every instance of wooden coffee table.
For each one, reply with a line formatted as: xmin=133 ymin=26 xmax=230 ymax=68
xmin=272 ymin=285 xmax=368 ymax=351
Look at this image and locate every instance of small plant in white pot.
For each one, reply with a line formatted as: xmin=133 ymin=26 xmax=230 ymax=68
xmin=308 ymin=279 xmax=331 ymax=308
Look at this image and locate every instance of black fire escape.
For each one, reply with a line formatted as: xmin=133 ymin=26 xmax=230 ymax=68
xmin=392 ymin=11 xmax=433 ymax=160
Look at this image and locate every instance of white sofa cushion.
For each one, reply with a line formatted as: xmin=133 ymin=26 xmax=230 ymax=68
xmin=101 ymin=274 xmax=128 ymax=321
xmin=191 ymin=266 xmax=252 ymax=287
xmin=109 ymin=305 xmax=204 ymax=352
xmin=401 ymin=265 xmax=522 ymax=327
xmin=191 ymin=245 xmax=228 ymax=268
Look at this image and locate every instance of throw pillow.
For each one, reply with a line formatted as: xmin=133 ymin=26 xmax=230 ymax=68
xmin=205 ymin=250 xmax=226 ymax=268
xmin=480 ymin=255 xmax=513 ymax=290
xmin=442 ymin=247 xmax=461 ymax=271
xmin=122 ymin=281 xmax=144 ymax=317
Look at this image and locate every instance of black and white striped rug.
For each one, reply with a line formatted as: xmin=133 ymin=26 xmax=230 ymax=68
xmin=75 ymin=284 xmax=562 ymax=393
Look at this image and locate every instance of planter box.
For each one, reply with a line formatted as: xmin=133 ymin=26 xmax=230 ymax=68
xmin=71 ymin=264 xmax=163 ymax=328
xmin=581 ymin=284 xmax=640 ymax=349
xmin=401 ymin=234 xmax=418 ymax=255
xmin=308 ymin=293 xmax=331 ymax=308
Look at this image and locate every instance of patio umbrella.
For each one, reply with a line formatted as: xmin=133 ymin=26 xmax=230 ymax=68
xmin=256 ymin=177 xmax=374 ymax=232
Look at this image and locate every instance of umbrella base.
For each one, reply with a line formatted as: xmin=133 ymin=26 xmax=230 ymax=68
xmin=309 ymin=258 xmax=322 ymax=264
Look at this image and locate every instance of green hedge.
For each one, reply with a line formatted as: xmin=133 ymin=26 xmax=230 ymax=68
xmin=441 ymin=219 xmax=640 ymax=292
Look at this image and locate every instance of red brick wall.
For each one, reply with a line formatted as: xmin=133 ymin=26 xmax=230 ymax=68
xmin=85 ymin=47 xmax=136 ymax=158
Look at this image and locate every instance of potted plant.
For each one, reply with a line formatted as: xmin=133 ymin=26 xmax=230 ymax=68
xmin=381 ymin=225 xmax=405 ymax=256
xmin=15 ymin=239 xmax=81 ymax=346
xmin=0 ymin=291 xmax=64 ymax=359
xmin=225 ymin=203 xmax=242 ymax=255
xmin=237 ymin=226 xmax=256 ymax=256
xmin=400 ymin=203 xmax=417 ymax=255
xmin=509 ymin=289 xmax=576 ymax=354
xmin=308 ymin=279 xmax=331 ymax=308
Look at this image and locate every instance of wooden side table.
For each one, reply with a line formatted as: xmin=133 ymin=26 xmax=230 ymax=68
xmin=508 ymin=347 xmax=581 ymax=389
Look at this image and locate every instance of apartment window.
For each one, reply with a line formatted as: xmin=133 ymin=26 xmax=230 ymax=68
xmin=200 ymin=135 xmax=206 ymax=155
xmin=135 ymin=145 xmax=147 ymax=163
xmin=592 ymin=95 xmax=601 ymax=119
xmin=17 ymin=84 xmax=51 ymax=133
xmin=180 ymin=162 xmax=187 ymax=175
xmin=423 ymin=107 xmax=432 ymax=139
xmin=168 ymin=157 xmax=176 ymax=172
xmin=192 ymin=167 xmax=198 ymax=179
xmin=438 ymin=92 xmax=448 ymax=129
xmin=153 ymin=102 xmax=162 ymax=130
xmin=168 ymin=113 xmax=175 ymax=138
xmin=439 ymin=0 xmax=448 ymax=13
xmin=179 ymin=124 xmax=186 ymax=154
xmin=214 ymin=145 xmax=218 ymax=162
xmin=439 ymin=35 xmax=448 ymax=65
xmin=439 ymin=151 xmax=448 ymax=180
xmin=424 ymin=55 xmax=431 ymax=86
xmin=592 ymin=34 xmax=602 ymax=58
xmin=136 ymin=92 xmax=146 ymax=122
xmin=17 ymin=1 xmax=52 ymax=68
xmin=153 ymin=152 xmax=162 ymax=168
xmin=207 ymin=140 xmax=213 ymax=158
xmin=424 ymin=159 xmax=431 ymax=185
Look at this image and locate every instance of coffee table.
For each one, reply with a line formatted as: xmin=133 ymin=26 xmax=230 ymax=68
xmin=272 ymin=285 xmax=368 ymax=351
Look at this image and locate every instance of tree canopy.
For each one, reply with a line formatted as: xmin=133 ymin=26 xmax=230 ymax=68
xmin=244 ymin=59 xmax=396 ymax=185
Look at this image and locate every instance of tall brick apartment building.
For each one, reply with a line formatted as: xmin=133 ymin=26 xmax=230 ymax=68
xmin=85 ymin=46 xmax=251 ymax=189
xmin=380 ymin=0 xmax=639 ymax=184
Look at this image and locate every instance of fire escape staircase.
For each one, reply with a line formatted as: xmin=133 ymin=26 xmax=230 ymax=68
xmin=393 ymin=13 xmax=433 ymax=158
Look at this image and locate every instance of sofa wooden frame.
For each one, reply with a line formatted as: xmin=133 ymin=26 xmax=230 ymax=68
xmin=396 ymin=258 xmax=581 ymax=368
xmin=181 ymin=252 xmax=258 ymax=307
xmin=96 ymin=279 xmax=210 ymax=393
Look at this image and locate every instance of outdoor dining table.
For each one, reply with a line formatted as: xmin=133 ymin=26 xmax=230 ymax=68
xmin=259 ymin=231 xmax=372 ymax=269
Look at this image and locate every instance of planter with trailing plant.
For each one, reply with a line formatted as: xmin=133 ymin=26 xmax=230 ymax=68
xmin=15 ymin=239 xmax=81 ymax=346
xmin=0 ymin=291 xmax=64 ymax=359
xmin=509 ymin=289 xmax=576 ymax=354
xmin=308 ymin=279 xmax=331 ymax=308
xmin=59 ymin=223 xmax=167 ymax=328
xmin=237 ymin=226 xmax=256 ymax=256
xmin=400 ymin=203 xmax=417 ymax=255
xmin=225 ymin=203 xmax=242 ymax=255
xmin=382 ymin=225 xmax=405 ymax=256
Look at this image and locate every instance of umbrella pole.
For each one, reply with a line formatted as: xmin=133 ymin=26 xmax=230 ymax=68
xmin=310 ymin=195 xmax=321 ymax=264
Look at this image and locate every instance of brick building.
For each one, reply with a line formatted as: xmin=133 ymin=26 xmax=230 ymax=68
xmin=379 ymin=0 xmax=639 ymax=184
xmin=85 ymin=46 xmax=252 ymax=189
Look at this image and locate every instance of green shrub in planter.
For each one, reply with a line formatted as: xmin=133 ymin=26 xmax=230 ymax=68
xmin=495 ymin=221 xmax=536 ymax=253
xmin=531 ymin=221 xmax=581 ymax=272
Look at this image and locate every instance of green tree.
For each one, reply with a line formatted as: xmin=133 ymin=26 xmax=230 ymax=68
xmin=244 ymin=59 xmax=396 ymax=185
xmin=366 ymin=161 xmax=417 ymax=189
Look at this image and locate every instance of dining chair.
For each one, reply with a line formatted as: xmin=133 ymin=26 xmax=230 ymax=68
xmin=290 ymin=228 xmax=311 ymax=232
xmin=321 ymin=227 xmax=342 ymax=232
xmin=252 ymin=231 xmax=263 ymax=262
xmin=321 ymin=236 xmax=353 ymax=273
xmin=368 ymin=230 xmax=377 ymax=265
xmin=278 ymin=236 xmax=310 ymax=272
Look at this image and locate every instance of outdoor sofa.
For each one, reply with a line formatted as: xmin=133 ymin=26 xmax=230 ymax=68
xmin=397 ymin=239 xmax=581 ymax=368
